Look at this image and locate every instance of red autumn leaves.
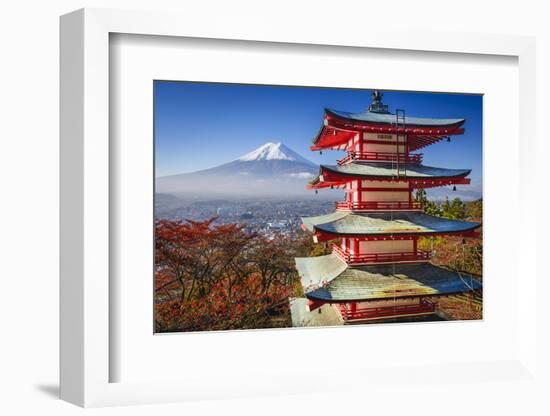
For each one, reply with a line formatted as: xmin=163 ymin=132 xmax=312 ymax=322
xmin=155 ymin=218 xmax=302 ymax=332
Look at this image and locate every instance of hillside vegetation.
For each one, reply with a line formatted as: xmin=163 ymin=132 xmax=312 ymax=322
xmin=416 ymin=190 xmax=483 ymax=320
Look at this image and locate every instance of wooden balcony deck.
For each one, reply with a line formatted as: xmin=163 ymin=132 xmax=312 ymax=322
xmin=332 ymin=244 xmax=432 ymax=265
xmin=335 ymin=201 xmax=422 ymax=211
xmin=337 ymin=151 xmax=423 ymax=165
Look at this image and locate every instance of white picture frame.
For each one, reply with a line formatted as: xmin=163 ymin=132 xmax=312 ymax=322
xmin=60 ymin=7 xmax=539 ymax=408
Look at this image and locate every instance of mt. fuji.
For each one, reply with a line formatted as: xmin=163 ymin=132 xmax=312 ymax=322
xmin=156 ymin=142 xmax=333 ymax=200
xmin=238 ymin=142 xmax=315 ymax=165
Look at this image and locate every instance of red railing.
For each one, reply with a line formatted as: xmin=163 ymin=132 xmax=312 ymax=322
xmin=337 ymin=151 xmax=423 ymax=165
xmin=332 ymin=244 xmax=432 ymax=264
xmin=338 ymin=299 xmax=436 ymax=321
xmin=335 ymin=201 xmax=422 ymax=211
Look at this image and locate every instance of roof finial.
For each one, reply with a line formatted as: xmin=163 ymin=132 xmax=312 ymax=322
xmin=368 ymin=90 xmax=390 ymax=114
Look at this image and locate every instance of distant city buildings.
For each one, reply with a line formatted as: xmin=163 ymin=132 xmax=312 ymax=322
xmin=155 ymin=199 xmax=335 ymax=237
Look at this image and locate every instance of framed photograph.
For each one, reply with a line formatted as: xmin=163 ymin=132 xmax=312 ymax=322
xmin=60 ymin=8 xmax=539 ymax=408
xmin=153 ymin=82 xmax=483 ymax=333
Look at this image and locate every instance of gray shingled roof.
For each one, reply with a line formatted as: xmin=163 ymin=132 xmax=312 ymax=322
xmin=327 ymin=108 xmax=465 ymax=127
xmin=294 ymin=254 xmax=481 ymax=301
xmin=295 ymin=254 xmax=348 ymax=291
xmin=318 ymin=162 xmax=471 ymax=180
xmin=301 ymin=211 xmax=481 ymax=236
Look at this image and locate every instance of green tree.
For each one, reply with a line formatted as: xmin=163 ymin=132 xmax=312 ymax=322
xmin=441 ymin=197 xmax=466 ymax=219
xmin=415 ymin=189 xmax=442 ymax=217
xmin=465 ymin=198 xmax=483 ymax=219
xmin=451 ymin=197 xmax=466 ymax=219
xmin=414 ymin=188 xmax=428 ymax=205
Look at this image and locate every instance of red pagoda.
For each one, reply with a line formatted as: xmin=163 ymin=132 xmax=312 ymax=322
xmin=294 ymin=91 xmax=482 ymax=324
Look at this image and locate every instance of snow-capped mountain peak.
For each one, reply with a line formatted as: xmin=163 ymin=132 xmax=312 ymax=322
xmin=156 ymin=141 xmax=325 ymax=198
xmin=238 ymin=142 xmax=313 ymax=165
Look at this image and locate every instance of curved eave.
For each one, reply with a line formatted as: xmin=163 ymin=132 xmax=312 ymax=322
xmin=301 ymin=211 xmax=482 ymax=239
xmin=321 ymin=164 xmax=472 ymax=180
xmin=307 ymin=166 xmax=347 ymax=189
xmin=311 ymin=224 xmax=481 ymax=241
xmin=307 ymin=177 xmax=342 ymax=190
xmin=307 ymin=164 xmax=472 ymax=189
xmin=311 ymin=122 xmax=355 ymax=151
xmin=305 ymin=287 xmax=478 ymax=303
xmin=307 ymin=180 xmax=343 ymax=190
xmin=325 ymin=108 xmax=466 ymax=129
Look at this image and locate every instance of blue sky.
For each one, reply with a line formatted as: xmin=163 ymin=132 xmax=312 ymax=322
xmin=154 ymin=81 xmax=482 ymax=186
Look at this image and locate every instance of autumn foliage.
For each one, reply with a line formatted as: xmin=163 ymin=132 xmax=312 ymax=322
xmin=155 ymin=218 xmax=304 ymax=332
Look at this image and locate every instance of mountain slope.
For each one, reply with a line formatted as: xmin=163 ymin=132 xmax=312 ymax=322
xmin=156 ymin=142 xmax=331 ymax=200
xmin=186 ymin=142 xmax=317 ymax=177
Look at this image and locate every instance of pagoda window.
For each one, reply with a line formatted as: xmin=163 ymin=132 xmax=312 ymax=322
xmin=363 ymin=132 xmax=397 ymax=142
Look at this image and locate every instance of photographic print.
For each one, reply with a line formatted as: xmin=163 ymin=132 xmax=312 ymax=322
xmin=154 ymin=82 xmax=482 ymax=333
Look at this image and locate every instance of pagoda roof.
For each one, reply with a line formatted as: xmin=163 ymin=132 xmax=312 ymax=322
xmin=295 ymin=254 xmax=349 ymax=290
xmin=301 ymin=211 xmax=481 ymax=237
xmin=326 ymin=108 xmax=465 ymax=128
xmin=311 ymin=162 xmax=471 ymax=183
xmin=312 ymin=107 xmax=465 ymax=152
xmin=295 ymin=254 xmax=481 ymax=301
